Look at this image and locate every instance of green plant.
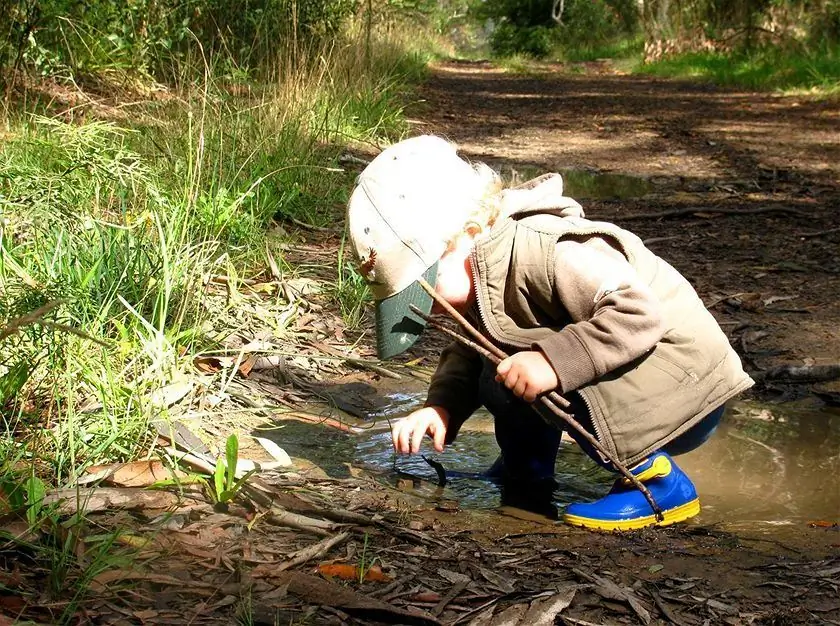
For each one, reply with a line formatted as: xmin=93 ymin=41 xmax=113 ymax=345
xmin=636 ymin=44 xmax=840 ymax=93
xmin=332 ymin=232 xmax=370 ymax=330
xmin=357 ymin=531 xmax=380 ymax=583
xmin=210 ymin=434 xmax=255 ymax=504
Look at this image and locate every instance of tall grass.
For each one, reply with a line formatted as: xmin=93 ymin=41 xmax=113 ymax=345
xmin=636 ymin=44 xmax=840 ymax=94
xmin=0 ymin=25 xmax=426 ymax=494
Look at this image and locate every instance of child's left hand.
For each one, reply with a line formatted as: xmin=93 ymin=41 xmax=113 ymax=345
xmin=495 ymin=351 xmax=559 ymax=402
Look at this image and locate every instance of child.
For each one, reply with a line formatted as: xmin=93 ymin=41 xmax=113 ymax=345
xmin=346 ymin=135 xmax=753 ymax=530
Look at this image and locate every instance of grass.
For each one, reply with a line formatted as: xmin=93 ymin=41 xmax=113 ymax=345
xmin=556 ymin=35 xmax=645 ymax=63
xmin=636 ymin=44 xmax=840 ymax=95
xmin=0 ymin=19 xmax=431 ymax=622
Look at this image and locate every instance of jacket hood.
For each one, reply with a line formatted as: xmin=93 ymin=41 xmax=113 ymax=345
xmin=498 ymin=173 xmax=585 ymax=220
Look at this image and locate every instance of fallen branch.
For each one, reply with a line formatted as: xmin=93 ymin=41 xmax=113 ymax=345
xmin=276 ymin=531 xmax=350 ymax=571
xmin=642 ymin=235 xmax=682 ymax=245
xmin=602 ymin=206 xmax=807 ymax=221
xmin=797 ymin=227 xmax=840 ymax=239
xmin=311 ymin=341 xmax=401 ymax=379
xmin=269 ymin=506 xmax=343 ymax=536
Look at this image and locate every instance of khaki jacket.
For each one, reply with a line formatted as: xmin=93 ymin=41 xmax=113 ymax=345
xmin=426 ymin=174 xmax=754 ymax=465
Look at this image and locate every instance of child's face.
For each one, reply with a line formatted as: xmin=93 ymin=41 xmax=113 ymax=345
xmin=433 ymin=230 xmax=477 ymax=312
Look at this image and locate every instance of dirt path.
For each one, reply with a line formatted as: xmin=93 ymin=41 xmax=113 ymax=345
xmin=412 ymin=61 xmax=840 ymax=392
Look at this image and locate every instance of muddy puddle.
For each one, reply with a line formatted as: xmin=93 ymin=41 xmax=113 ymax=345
xmin=267 ymin=392 xmax=839 ymax=536
xmin=503 ymin=165 xmax=655 ymax=199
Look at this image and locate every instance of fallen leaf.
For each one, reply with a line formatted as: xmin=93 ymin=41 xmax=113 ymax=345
xmin=318 ymin=563 xmax=392 ymax=583
xmin=150 ymin=381 xmax=194 ymax=409
xmin=42 ymin=487 xmax=179 ymax=515
xmin=648 ymin=564 xmax=664 ymax=574
xmin=238 ymin=354 xmax=259 ymax=377
xmin=279 ymin=571 xmax=439 ymax=624
xmin=808 ymin=520 xmax=838 ymax=528
xmin=255 ymin=437 xmax=293 ymax=466
xmin=479 ymin=567 xmax=515 ymax=593
xmin=412 ymin=591 xmax=441 ymax=603
xmin=86 ymin=460 xmax=189 ymax=488
xmin=521 ymin=586 xmax=577 ymax=626
xmin=194 ymin=356 xmax=225 ymax=373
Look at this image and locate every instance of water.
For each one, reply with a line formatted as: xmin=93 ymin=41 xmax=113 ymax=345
xmin=503 ymin=166 xmax=654 ymax=200
xmin=267 ymin=398 xmax=840 ymax=529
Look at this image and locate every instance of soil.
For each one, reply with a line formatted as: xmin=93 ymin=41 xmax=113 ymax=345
xmin=6 ymin=62 xmax=839 ymax=626
xmin=411 ymin=60 xmax=840 ymax=379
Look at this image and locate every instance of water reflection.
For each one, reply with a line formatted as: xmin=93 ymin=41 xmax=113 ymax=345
xmin=267 ymin=400 xmax=840 ymax=529
xmin=502 ymin=165 xmax=654 ymax=200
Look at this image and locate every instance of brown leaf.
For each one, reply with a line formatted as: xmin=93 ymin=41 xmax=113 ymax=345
xmin=318 ymin=563 xmax=392 ymax=583
xmin=238 ymin=354 xmax=259 ymax=377
xmin=86 ymin=460 xmax=189 ymax=488
xmin=194 ymin=356 xmax=223 ymax=373
xmin=278 ymin=571 xmax=439 ymax=625
xmin=42 ymin=487 xmax=179 ymax=515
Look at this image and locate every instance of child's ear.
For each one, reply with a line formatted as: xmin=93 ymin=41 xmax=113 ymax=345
xmin=464 ymin=220 xmax=484 ymax=238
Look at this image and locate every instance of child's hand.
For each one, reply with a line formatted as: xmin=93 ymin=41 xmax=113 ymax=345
xmin=392 ymin=406 xmax=450 ymax=454
xmin=496 ymin=351 xmax=559 ymax=402
xmin=391 ymin=406 xmax=449 ymax=454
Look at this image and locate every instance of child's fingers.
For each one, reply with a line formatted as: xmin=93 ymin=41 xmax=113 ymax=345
xmin=394 ymin=420 xmax=414 ymax=454
xmin=496 ymin=357 xmax=512 ymax=377
xmin=431 ymin=422 xmax=446 ymax=452
xmin=522 ymin=385 xmax=537 ymax=403
xmin=410 ymin=421 xmax=426 ymax=454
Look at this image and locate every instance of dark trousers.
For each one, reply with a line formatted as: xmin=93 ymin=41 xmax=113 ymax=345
xmin=477 ymin=358 xmax=724 ymax=481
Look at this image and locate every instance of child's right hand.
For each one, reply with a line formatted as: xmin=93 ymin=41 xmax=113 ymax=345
xmin=392 ymin=406 xmax=450 ymax=454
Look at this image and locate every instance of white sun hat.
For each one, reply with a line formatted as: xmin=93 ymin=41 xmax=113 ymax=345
xmin=347 ymin=135 xmax=496 ymax=359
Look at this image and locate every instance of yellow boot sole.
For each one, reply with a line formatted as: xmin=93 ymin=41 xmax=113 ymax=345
xmin=563 ymin=498 xmax=701 ymax=532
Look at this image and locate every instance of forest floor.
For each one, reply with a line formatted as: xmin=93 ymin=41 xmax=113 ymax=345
xmin=8 ymin=61 xmax=839 ymax=626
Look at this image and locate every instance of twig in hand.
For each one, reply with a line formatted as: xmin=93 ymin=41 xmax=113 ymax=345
xmin=412 ymin=280 xmax=663 ymax=521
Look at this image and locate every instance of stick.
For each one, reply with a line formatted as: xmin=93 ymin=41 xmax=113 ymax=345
xmin=269 ymin=506 xmax=339 ymax=536
xmin=413 ymin=280 xmax=663 ymax=521
xmin=797 ymin=226 xmax=840 ymax=239
xmin=276 ymin=531 xmax=350 ymax=571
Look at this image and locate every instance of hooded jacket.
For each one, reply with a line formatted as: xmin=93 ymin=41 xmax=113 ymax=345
xmin=425 ymin=174 xmax=754 ymax=466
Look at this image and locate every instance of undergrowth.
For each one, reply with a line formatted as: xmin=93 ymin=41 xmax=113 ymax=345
xmin=636 ymin=44 xmax=840 ymax=95
xmin=0 ymin=18 xmax=429 ymax=620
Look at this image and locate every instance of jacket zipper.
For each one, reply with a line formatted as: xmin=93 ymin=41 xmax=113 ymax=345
xmin=471 ymin=246 xmax=606 ymax=451
xmin=577 ymin=388 xmax=603 ymax=443
xmin=469 ymin=248 xmax=503 ymax=345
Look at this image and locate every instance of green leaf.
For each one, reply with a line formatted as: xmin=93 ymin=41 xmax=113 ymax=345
xmin=229 ymin=468 xmax=257 ymax=496
xmin=0 ymin=362 xmax=32 ymax=406
xmin=213 ymin=457 xmax=226 ymax=501
xmin=225 ymin=434 xmax=239 ymax=491
xmin=25 ymin=476 xmax=46 ymax=526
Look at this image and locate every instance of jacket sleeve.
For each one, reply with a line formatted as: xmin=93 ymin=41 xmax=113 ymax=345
xmin=424 ymin=340 xmax=484 ymax=444
xmin=533 ymin=237 xmax=665 ymax=393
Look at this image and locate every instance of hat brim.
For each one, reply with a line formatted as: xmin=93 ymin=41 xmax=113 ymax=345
xmin=374 ymin=263 xmax=438 ymax=360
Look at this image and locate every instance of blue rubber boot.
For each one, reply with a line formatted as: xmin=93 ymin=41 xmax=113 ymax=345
xmin=563 ymin=452 xmax=700 ymax=531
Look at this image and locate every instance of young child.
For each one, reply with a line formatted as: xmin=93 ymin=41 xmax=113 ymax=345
xmin=346 ymin=135 xmax=753 ymax=531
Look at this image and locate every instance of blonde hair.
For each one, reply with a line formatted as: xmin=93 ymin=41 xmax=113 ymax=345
xmin=441 ymin=153 xmax=504 ymax=251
